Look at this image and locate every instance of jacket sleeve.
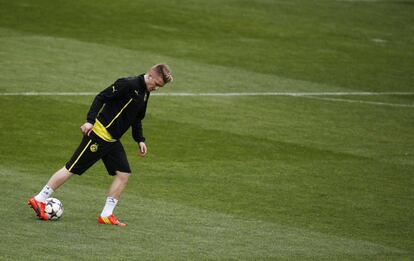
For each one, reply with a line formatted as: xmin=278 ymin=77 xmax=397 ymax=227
xmin=131 ymin=94 xmax=149 ymax=143
xmin=86 ymin=79 xmax=131 ymax=124
xmin=131 ymin=119 xmax=145 ymax=143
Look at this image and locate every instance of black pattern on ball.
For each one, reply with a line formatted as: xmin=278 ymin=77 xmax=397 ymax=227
xmin=44 ymin=198 xmax=64 ymax=220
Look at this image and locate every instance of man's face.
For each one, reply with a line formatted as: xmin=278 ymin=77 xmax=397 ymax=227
xmin=145 ymin=70 xmax=165 ymax=92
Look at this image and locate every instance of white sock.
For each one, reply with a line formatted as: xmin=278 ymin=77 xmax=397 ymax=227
xmin=34 ymin=185 xmax=54 ymax=203
xmin=100 ymin=197 xmax=118 ymax=217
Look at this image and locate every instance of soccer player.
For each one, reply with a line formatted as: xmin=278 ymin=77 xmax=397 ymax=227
xmin=28 ymin=64 xmax=173 ymax=227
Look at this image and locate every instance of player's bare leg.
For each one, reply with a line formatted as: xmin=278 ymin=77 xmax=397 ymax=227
xmin=28 ymin=167 xmax=73 ymax=220
xmin=108 ymin=171 xmax=130 ymax=199
xmin=47 ymin=166 xmax=74 ymax=190
xmin=98 ymin=171 xmax=130 ymax=227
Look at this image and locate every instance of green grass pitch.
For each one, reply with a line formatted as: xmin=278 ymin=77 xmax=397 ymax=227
xmin=0 ymin=0 xmax=413 ymax=260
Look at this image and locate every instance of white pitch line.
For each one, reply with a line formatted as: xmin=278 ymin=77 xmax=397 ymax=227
xmin=154 ymin=92 xmax=414 ymax=97
xmin=0 ymin=91 xmax=414 ymax=96
xmin=305 ymin=96 xmax=414 ymax=108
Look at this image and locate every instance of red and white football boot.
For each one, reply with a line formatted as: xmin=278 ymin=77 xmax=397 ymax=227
xmin=28 ymin=197 xmax=49 ymax=221
xmin=98 ymin=214 xmax=126 ymax=227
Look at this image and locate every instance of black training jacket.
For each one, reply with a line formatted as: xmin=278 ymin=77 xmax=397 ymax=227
xmin=86 ymin=74 xmax=149 ymax=143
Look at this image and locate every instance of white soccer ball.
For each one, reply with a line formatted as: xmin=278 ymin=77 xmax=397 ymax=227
xmin=44 ymin=198 xmax=64 ymax=220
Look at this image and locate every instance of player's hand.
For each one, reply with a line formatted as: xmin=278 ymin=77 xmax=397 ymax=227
xmin=138 ymin=142 xmax=147 ymax=157
xmin=80 ymin=122 xmax=94 ymax=136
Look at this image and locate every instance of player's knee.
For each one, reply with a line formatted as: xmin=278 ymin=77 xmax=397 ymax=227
xmin=115 ymin=171 xmax=130 ymax=183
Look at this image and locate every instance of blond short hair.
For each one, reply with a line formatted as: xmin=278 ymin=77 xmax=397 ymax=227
xmin=151 ymin=64 xmax=173 ymax=84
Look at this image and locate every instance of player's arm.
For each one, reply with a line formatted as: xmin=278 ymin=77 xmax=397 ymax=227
xmin=131 ymin=119 xmax=147 ymax=157
xmin=132 ymin=97 xmax=148 ymax=156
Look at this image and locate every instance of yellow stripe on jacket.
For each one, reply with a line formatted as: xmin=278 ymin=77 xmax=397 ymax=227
xmin=92 ymin=119 xmax=116 ymax=142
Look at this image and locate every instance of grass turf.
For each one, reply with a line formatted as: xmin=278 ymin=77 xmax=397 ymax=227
xmin=1 ymin=96 xmax=412 ymax=260
xmin=0 ymin=0 xmax=413 ymax=260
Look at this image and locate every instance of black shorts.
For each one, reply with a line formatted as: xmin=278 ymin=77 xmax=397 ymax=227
xmin=65 ymin=132 xmax=131 ymax=176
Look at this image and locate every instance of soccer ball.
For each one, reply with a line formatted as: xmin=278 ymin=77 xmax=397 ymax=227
xmin=44 ymin=198 xmax=64 ymax=220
